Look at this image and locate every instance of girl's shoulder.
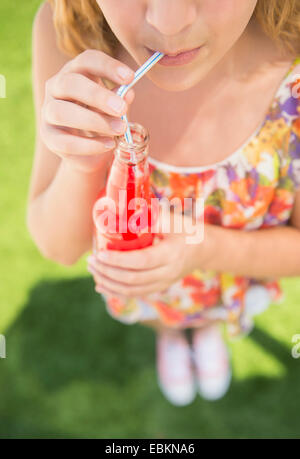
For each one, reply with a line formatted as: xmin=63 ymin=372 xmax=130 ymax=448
xmin=33 ymin=2 xmax=70 ymax=72
xmin=33 ymin=1 xmax=71 ymax=111
xmin=34 ymin=2 xmax=54 ymax=37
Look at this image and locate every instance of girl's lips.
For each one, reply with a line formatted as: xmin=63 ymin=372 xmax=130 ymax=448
xmin=146 ymin=46 xmax=202 ymax=66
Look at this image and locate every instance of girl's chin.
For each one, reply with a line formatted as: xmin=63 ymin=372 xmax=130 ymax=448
xmin=145 ymin=69 xmax=204 ymax=92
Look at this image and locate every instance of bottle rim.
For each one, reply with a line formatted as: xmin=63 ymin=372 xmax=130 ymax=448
xmin=116 ymin=122 xmax=149 ymax=163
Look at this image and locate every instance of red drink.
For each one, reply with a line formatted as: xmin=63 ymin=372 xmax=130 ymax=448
xmin=93 ymin=123 xmax=160 ymax=253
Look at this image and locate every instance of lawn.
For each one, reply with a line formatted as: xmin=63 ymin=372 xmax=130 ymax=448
xmin=0 ymin=0 xmax=299 ymax=439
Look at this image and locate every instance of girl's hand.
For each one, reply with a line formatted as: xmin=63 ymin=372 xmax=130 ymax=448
xmin=87 ymin=211 xmax=210 ymax=299
xmin=40 ymin=49 xmax=136 ymax=173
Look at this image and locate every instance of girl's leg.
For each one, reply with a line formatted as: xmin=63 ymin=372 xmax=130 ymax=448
xmin=139 ymin=318 xmax=224 ymax=406
xmin=140 ymin=317 xmax=231 ymax=402
xmin=140 ymin=318 xmax=223 ymax=333
xmin=191 ymin=320 xmax=232 ymax=400
xmin=139 ymin=319 xmax=195 ymax=405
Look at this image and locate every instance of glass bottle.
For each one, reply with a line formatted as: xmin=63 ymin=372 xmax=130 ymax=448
xmin=92 ymin=122 xmax=160 ymax=254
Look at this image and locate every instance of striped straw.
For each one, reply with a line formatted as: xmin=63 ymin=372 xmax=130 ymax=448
xmin=116 ymin=51 xmax=164 ymax=158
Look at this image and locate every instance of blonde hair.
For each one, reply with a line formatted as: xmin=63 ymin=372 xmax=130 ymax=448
xmin=48 ymin=0 xmax=300 ymax=58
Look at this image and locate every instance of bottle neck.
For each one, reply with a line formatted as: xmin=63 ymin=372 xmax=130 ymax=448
xmin=115 ymin=122 xmax=149 ymax=165
xmin=116 ymin=148 xmax=147 ymax=165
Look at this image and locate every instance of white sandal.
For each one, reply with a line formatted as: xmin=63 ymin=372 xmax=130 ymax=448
xmin=156 ymin=330 xmax=196 ymax=406
xmin=191 ymin=324 xmax=232 ymax=401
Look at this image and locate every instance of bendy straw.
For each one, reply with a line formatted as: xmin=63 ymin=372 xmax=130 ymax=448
xmin=117 ymin=51 xmax=164 ymax=156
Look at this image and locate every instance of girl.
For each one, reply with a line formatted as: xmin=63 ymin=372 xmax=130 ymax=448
xmin=27 ymin=0 xmax=300 ymax=406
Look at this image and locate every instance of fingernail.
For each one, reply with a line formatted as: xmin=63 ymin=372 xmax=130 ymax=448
xmin=107 ymin=95 xmax=125 ymax=113
xmin=117 ymin=66 xmax=133 ymax=80
xmin=104 ymin=139 xmax=116 ymax=149
xmin=110 ymin=119 xmax=126 ymax=134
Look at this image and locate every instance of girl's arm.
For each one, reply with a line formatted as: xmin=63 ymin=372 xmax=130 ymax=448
xmin=203 ymin=190 xmax=300 ymax=279
xmin=27 ymin=4 xmax=111 ymax=266
xmin=26 ymin=3 xmax=133 ymax=266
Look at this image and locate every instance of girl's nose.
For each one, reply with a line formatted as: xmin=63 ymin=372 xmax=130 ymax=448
xmin=145 ymin=0 xmax=197 ymax=36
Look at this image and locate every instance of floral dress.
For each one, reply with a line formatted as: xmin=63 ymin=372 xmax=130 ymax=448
xmin=102 ymin=57 xmax=300 ymax=339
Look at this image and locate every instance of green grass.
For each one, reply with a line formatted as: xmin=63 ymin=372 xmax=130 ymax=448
xmin=0 ymin=0 xmax=300 ymax=439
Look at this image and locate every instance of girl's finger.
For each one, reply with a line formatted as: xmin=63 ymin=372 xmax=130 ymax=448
xmin=50 ymin=72 xmax=130 ymax=118
xmin=94 ymin=237 xmax=172 ymax=270
xmin=87 ymin=255 xmax=173 ymax=286
xmin=114 ymin=87 xmax=135 ymax=105
xmin=64 ymin=49 xmax=135 ymax=87
xmin=94 ymin=283 xmax=128 ymax=300
xmin=44 ymin=99 xmax=127 ymax=137
xmin=41 ymin=123 xmax=116 ymax=156
xmin=90 ymin=267 xmax=169 ymax=297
